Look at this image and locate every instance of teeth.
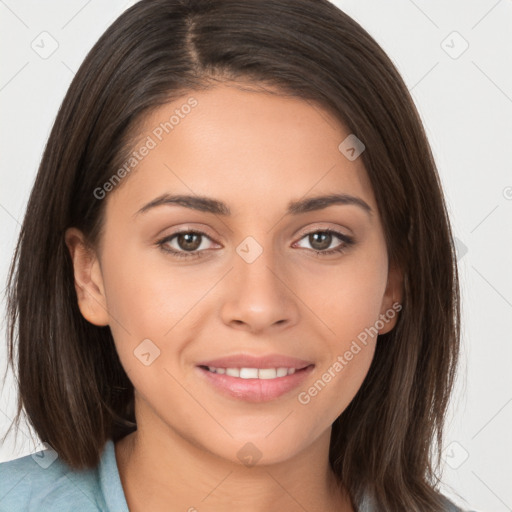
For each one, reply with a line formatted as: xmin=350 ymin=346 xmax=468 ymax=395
xmin=258 ymin=368 xmax=277 ymax=379
xmin=206 ymin=366 xmax=299 ymax=379
xmin=276 ymin=367 xmax=289 ymax=377
xmin=240 ymin=368 xmax=259 ymax=379
xmin=225 ymin=367 xmax=240 ymax=377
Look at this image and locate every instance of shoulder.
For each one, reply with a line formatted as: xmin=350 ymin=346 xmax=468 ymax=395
xmin=0 ymin=444 xmax=107 ymax=512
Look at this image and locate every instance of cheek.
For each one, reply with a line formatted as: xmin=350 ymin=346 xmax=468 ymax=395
xmin=296 ymin=263 xmax=385 ymax=426
xmin=100 ymin=240 xmax=197 ymax=333
xmin=308 ymin=240 xmax=389 ymax=340
xmin=297 ymin=341 xmax=376 ymax=433
xmin=296 ymin=239 xmax=387 ymax=415
xmin=99 ymin=242 xmax=214 ymax=382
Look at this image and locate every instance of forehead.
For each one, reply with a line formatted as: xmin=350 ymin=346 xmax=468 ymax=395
xmin=107 ymin=83 xmax=375 ymax=217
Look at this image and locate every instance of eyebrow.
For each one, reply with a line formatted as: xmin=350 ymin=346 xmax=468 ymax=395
xmin=134 ymin=192 xmax=373 ymax=217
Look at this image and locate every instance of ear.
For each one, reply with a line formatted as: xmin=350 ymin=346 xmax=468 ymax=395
xmin=64 ymin=227 xmax=109 ymax=326
xmin=378 ymin=263 xmax=403 ymax=335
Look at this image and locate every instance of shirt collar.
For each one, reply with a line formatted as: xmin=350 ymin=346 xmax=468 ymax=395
xmin=98 ymin=439 xmax=130 ymax=512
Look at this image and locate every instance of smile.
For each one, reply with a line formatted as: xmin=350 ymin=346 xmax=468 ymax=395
xmin=196 ymin=364 xmax=315 ymax=402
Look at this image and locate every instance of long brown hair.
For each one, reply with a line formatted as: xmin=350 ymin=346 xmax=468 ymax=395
xmin=2 ymin=1 xmax=460 ymax=510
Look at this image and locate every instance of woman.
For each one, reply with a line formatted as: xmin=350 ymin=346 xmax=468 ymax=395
xmin=0 ymin=1 xmax=470 ymax=510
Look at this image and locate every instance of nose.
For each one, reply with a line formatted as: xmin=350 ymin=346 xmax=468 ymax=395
xmin=219 ymin=241 xmax=300 ymax=334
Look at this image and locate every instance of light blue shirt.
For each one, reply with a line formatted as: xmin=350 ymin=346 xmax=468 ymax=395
xmin=0 ymin=439 xmax=128 ymax=511
xmin=0 ymin=439 xmax=470 ymax=511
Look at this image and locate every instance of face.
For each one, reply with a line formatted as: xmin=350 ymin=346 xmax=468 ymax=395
xmin=66 ymin=82 xmax=401 ymax=466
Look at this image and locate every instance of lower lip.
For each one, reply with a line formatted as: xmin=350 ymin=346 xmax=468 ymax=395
xmin=196 ymin=365 xmax=315 ymax=402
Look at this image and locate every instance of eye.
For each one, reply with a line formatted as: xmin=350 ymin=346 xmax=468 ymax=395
xmin=294 ymin=229 xmax=355 ymax=256
xmin=156 ymin=230 xmax=216 ymax=259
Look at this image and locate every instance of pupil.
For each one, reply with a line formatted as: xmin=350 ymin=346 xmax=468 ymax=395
xmin=178 ymin=233 xmax=201 ymax=251
xmin=310 ymin=232 xmax=331 ymax=251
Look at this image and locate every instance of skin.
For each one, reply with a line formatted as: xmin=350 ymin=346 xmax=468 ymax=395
xmin=65 ymin=82 xmax=402 ymax=512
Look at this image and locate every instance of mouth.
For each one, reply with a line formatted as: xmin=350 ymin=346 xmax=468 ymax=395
xmin=195 ymin=362 xmax=315 ymax=402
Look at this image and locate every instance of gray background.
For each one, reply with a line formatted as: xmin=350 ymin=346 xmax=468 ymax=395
xmin=1 ymin=1 xmax=511 ymax=511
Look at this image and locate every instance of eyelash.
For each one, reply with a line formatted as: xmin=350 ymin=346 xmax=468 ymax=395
xmin=156 ymin=229 xmax=355 ymax=260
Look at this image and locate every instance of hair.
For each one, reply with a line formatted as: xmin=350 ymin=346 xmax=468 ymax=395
xmin=2 ymin=0 xmax=461 ymax=510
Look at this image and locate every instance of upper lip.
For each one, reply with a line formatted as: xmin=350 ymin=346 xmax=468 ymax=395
xmin=197 ymin=354 xmax=314 ymax=369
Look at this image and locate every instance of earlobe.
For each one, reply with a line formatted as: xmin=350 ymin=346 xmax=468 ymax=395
xmin=378 ymin=264 xmax=404 ymax=335
xmin=64 ymin=227 xmax=110 ymax=327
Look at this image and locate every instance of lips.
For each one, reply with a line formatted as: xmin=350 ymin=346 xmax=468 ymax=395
xmin=195 ymin=353 xmax=315 ymax=402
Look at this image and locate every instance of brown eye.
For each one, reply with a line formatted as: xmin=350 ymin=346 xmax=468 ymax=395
xmin=157 ymin=230 xmax=216 ymax=259
xmin=308 ymin=232 xmax=333 ymax=251
xmin=175 ymin=232 xmax=202 ymax=251
xmin=294 ymin=229 xmax=355 ymax=256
